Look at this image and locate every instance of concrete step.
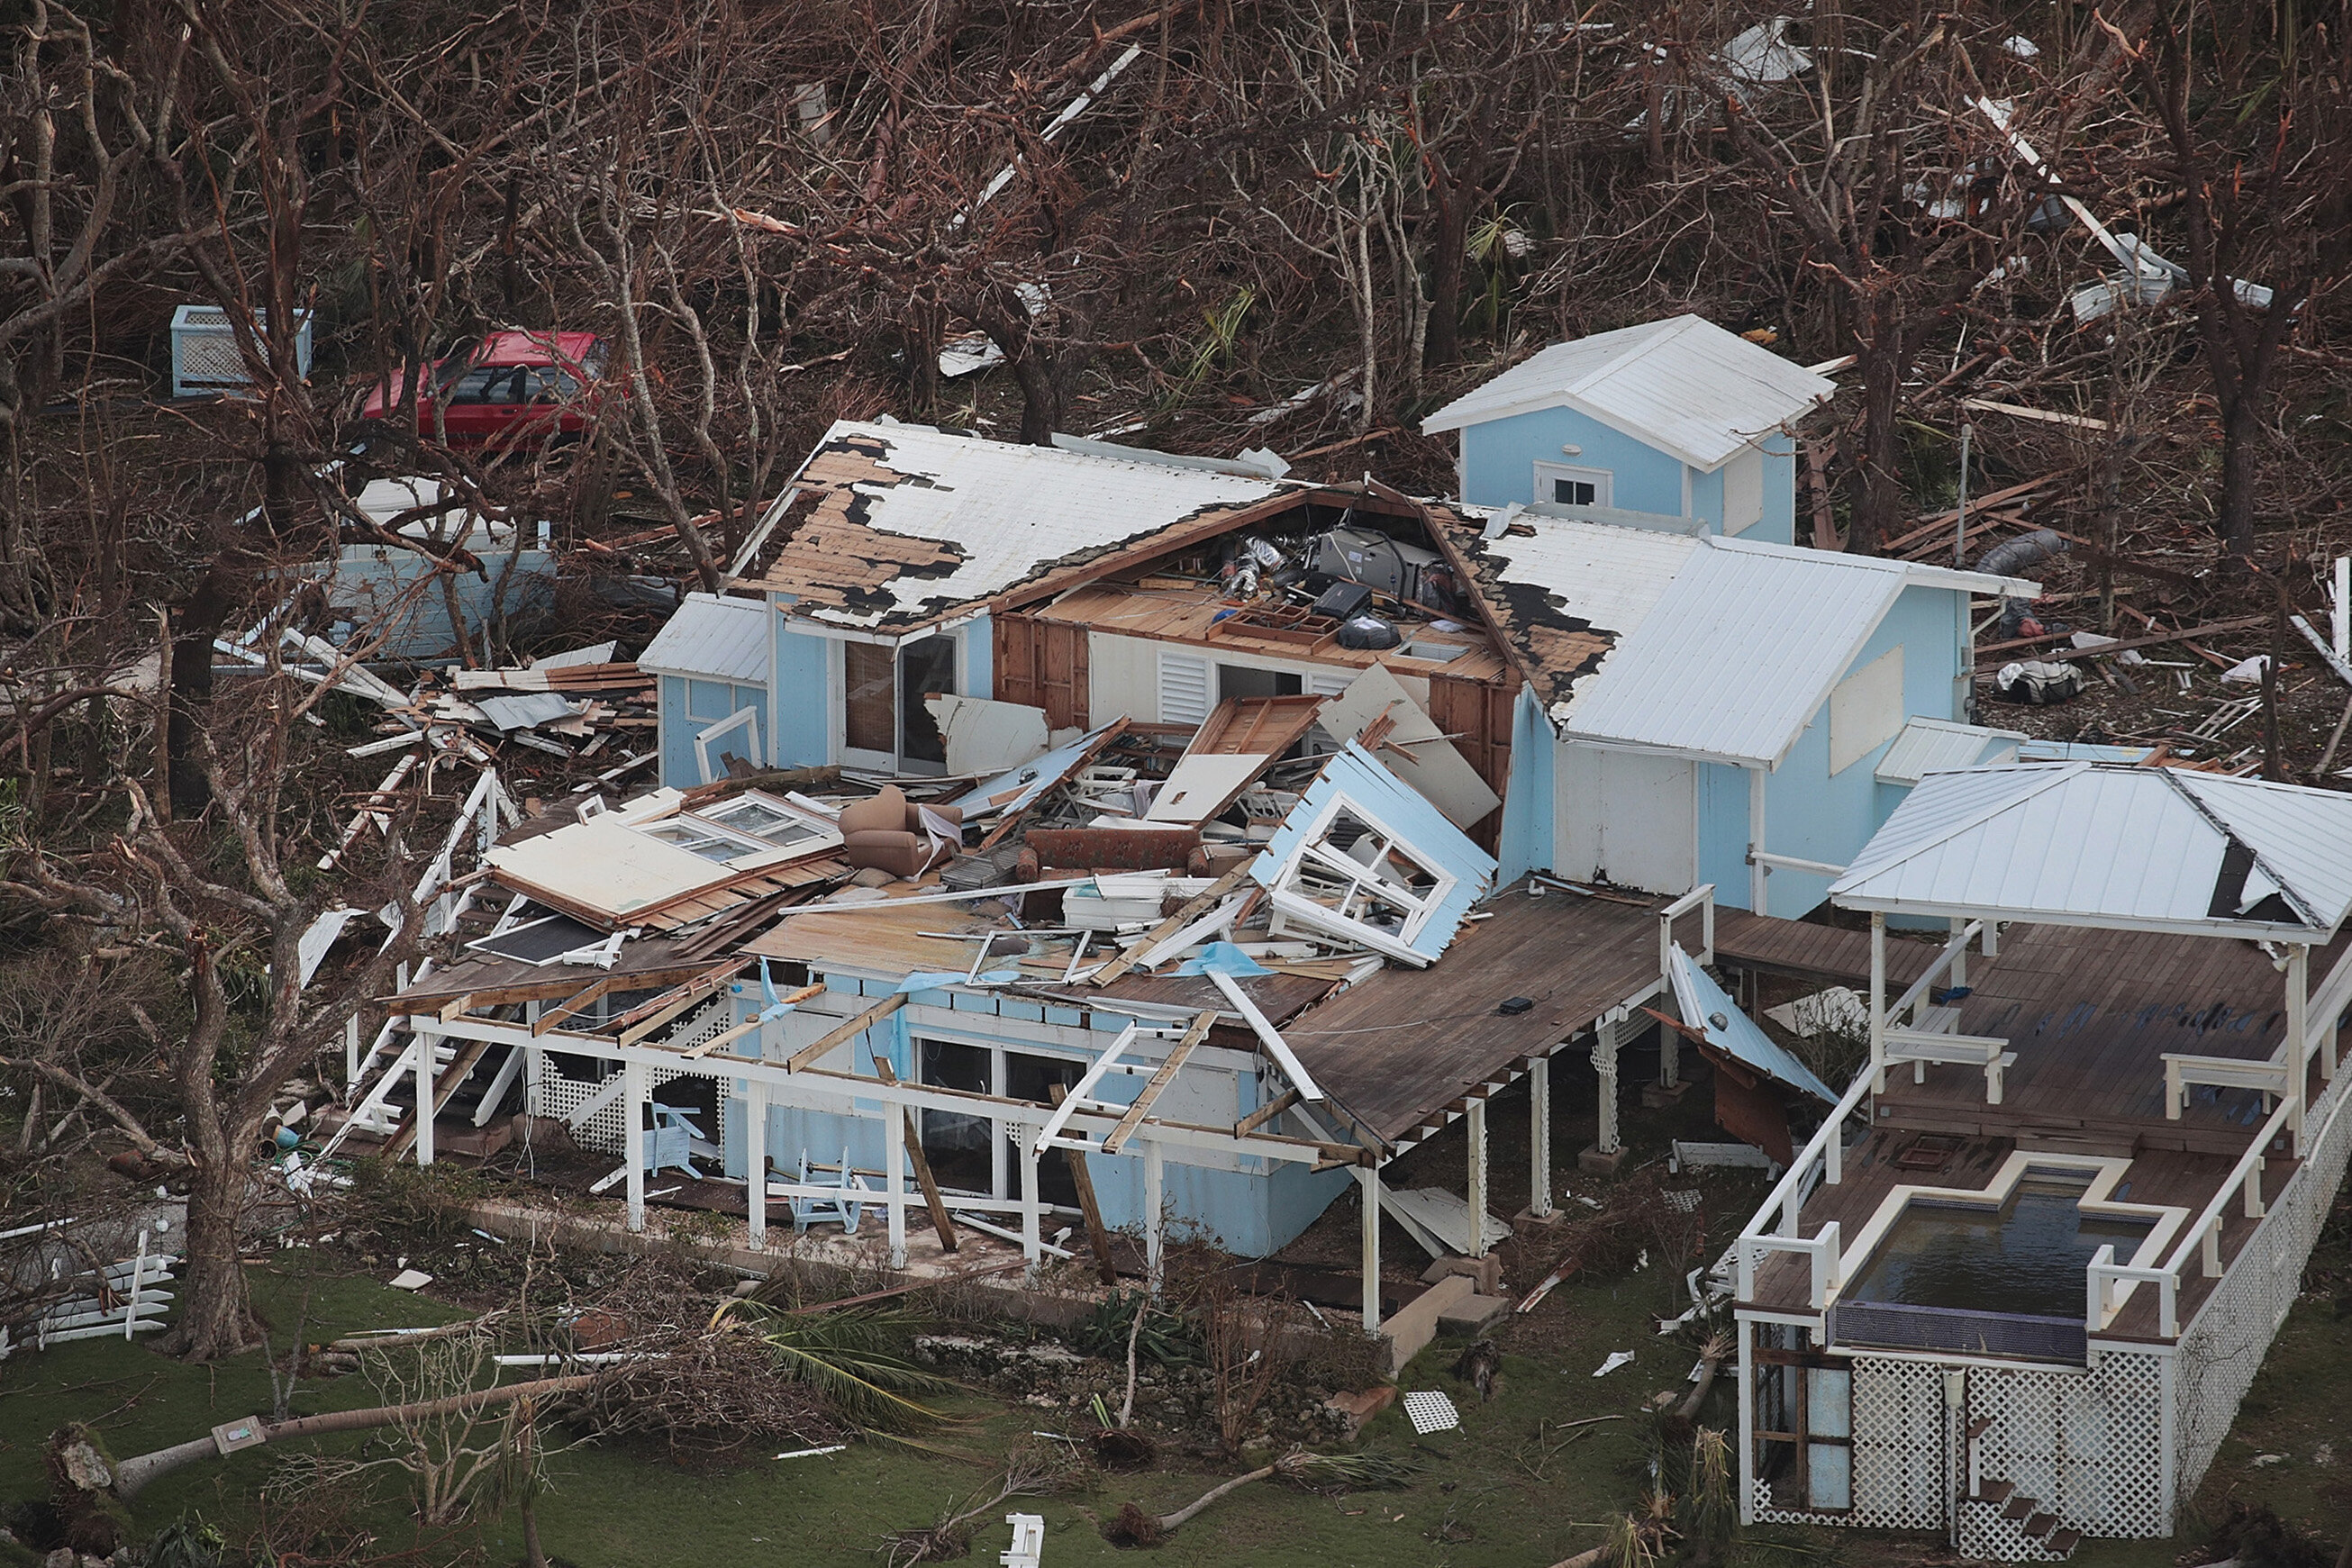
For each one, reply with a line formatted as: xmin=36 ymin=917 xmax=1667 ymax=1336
xmin=1435 ymin=1293 xmax=1512 ymax=1337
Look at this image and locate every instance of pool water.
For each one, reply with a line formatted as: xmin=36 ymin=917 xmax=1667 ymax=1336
xmin=1848 ymin=1176 xmax=2156 ymax=1320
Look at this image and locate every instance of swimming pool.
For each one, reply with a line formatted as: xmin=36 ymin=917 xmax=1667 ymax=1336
xmin=1847 ymin=1173 xmax=2156 ymax=1320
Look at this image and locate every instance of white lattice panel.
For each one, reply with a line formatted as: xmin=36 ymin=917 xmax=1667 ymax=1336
xmin=1968 ymin=1352 xmax=2166 ymax=1540
xmin=527 ymin=1000 xmax=730 ymax=1156
xmin=2174 ymin=1067 xmax=2352 ymax=1498
xmin=1848 ymin=1358 xmax=1949 ymax=1529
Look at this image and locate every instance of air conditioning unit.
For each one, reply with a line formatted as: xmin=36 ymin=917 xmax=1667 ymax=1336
xmin=169 ymin=304 xmax=313 ymax=398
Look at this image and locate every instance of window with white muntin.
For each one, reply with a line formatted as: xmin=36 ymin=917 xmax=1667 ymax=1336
xmin=1269 ymin=794 xmax=1456 ymax=948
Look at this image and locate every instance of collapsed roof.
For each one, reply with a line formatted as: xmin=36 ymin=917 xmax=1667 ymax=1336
xmin=735 ymin=420 xmax=1303 ymax=632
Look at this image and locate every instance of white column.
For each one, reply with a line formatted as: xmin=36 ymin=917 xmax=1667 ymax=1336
xmin=622 ymin=1061 xmax=647 ymax=1232
xmin=413 ymin=1029 xmax=436 ymax=1167
xmin=1358 ymin=1165 xmax=1383 ymax=1335
xmin=1018 ymin=1129 xmax=1041 ymax=1282
xmin=745 ymin=1078 xmax=768 ymax=1250
xmin=1144 ymin=1139 xmax=1166 ymax=1293
xmin=885 ymin=1093 xmax=907 ymax=1268
xmin=1869 ymin=911 xmax=1888 ymax=1092
xmin=1529 ymin=1056 xmax=1554 ymax=1219
xmin=1466 ymin=1098 xmax=1489 ymax=1257
xmin=345 ymin=1015 xmax=361 ymax=1089
xmin=1748 ymin=765 xmax=1768 ymax=914
xmin=1735 ymin=1318 xmax=1757 ymax=1526
xmin=1592 ymin=1017 xmax=1621 ymax=1155
xmin=2287 ymin=946 xmax=2310 ymax=1154
xmin=1950 ymin=918 xmax=1969 ymax=988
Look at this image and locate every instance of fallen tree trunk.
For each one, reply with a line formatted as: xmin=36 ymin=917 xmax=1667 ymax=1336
xmin=109 ymin=1372 xmax=600 ymax=1499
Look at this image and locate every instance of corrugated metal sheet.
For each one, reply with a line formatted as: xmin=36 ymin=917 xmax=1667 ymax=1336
xmin=758 ymin=421 xmax=1292 ymax=630
xmin=1462 ymin=509 xmax=1701 ymax=631
xmin=640 ymin=592 xmax=768 ymax=683
xmin=1420 ymin=314 xmax=1837 ymax=469
xmin=1875 ymin=717 xmax=2026 ymax=786
xmin=1554 ymin=539 xmax=1910 ymax=766
xmin=1830 ymin=763 xmax=2352 ymax=938
xmin=1669 ymin=945 xmax=1837 ymax=1101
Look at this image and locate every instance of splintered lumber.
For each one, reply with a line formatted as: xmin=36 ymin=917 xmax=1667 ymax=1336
xmin=532 ymin=975 xmax=617 ymax=1036
xmin=1103 ymin=1012 xmax=1216 ymax=1155
xmin=1977 ymin=614 xmax=2266 ymax=664
xmin=874 ymin=1057 xmax=957 ymax=1253
xmin=1086 ymin=863 xmax=1258 ymax=987
xmin=785 ymin=992 xmax=907 ymax=1072
xmin=1049 ymin=1084 xmax=1121 ymax=1283
xmin=681 ymin=984 xmax=824 ymax=1059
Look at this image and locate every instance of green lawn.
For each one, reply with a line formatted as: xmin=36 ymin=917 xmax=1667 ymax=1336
xmin=4 ymin=1228 xmax=2344 ymax=1568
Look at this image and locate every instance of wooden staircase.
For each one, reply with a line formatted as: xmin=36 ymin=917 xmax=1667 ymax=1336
xmin=1979 ymin=1479 xmax=2083 ymax=1557
xmin=380 ymin=1039 xmax=498 ymax=1159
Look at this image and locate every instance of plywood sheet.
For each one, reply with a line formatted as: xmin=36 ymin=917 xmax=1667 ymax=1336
xmin=1320 ymin=664 xmax=1502 ymax=829
xmin=1146 ymin=753 xmax=1272 ymax=823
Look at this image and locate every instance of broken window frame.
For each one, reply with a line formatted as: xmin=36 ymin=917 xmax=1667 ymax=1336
xmin=1267 ymin=791 xmax=1458 ymax=952
xmin=694 ymin=790 xmax=844 ymax=857
xmin=1750 ymin=1339 xmax=1855 ymax=1515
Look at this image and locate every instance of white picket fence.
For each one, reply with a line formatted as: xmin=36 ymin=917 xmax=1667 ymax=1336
xmin=0 ymin=1225 xmax=177 ymax=1356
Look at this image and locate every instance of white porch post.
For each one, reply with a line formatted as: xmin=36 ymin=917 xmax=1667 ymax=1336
xmin=622 ymin=1061 xmax=647 ymax=1232
xmin=1358 ymin=1165 xmax=1383 ymax=1334
xmin=1144 ymin=1139 xmax=1166 ymax=1293
xmin=2288 ymin=944 xmax=2310 ymax=1154
xmin=1529 ymin=1056 xmax=1554 ymax=1219
xmin=1593 ymin=1018 xmax=1622 ymax=1155
xmin=745 ymin=1078 xmax=768 ymax=1249
xmin=413 ymin=1029 xmax=436 ymax=1167
xmin=1869 ymin=912 xmax=1888 ymax=1093
xmin=345 ymin=1015 xmax=361 ymax=1089
xmin=1735 ymin=1318 xmax=1757 ymax=1525
xmin=885 ymin=1093 xmax=908 ymax=1268
xmin=1467 ymin=1098 xmax=1489 ymax=1257
xmin=1748 ymin=765 xmax=1768 ymax=914
xmin=1950 ymin=917 xmax=1969 ymax=988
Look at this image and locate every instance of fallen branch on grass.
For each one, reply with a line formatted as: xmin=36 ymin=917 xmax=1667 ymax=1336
xmin=1102 ymin=1448 xmax=1419 ymax=1546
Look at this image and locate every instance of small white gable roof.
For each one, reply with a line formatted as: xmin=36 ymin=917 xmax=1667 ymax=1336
xmin=1421 ymin=314 xmax=1837 ymax=470
xmin=640 ymin=592 xmax=769 ymax=684
xmin=1830 ymin=762 xmax=2352 ymax=940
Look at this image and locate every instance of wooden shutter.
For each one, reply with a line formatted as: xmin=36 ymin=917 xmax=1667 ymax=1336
xmin=991 ymin=613 xmax=1088 ymax=730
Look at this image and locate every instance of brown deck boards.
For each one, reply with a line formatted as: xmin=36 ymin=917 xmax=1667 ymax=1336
xmin=1875 ymin=923 xmax=2352 ymax=1151
xmin=1280 ymin=885 xmax=1669 ymax=1147
xmin=1712 ymin=909 xmax=1939 ymax=989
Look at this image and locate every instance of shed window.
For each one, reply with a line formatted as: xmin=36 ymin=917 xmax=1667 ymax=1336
xmin=1534 ymin=461 xmax=1613 ymax=509
xmin=639 ymin=818 xmax=764 ymax=863
xmin=1271 ymin=797 xmax=1455 ymax=947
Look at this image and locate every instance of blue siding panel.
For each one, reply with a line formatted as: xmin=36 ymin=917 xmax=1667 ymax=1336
xmin=1458 ymin=406 xmax=1688 ymax=516
xmin=1497 ymin=684 xmax=1555 ymax=884
xmin=771 ymin=614 xmax=832 ymax=767
xmin=1697 ymin=762 xmax=1754 ymax=911
xmin=1757 ymin=434 xmax=1798 ymax=547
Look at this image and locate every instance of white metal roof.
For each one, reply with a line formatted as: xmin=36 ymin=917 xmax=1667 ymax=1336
xmin=1446 ymin=514 xmax=2036 ymax=767
xmin=639 ymin=592 xmax=769 ymax=684
xmin=1875 ymin=717 xmax=2026 ymax=786
xmin=766 ymin=421 xmax=1294 ymax=630
xmin=1420 ymin=314 xmax=1838 ymax=470
xmin=1829 ymin=762 xmax=2352 ymax=940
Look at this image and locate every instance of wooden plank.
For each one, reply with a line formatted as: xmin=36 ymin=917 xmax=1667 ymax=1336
xmin=874 ymin=1057 xmax=957 ymax=1253
xmin=1086 ymin=863 xmax=1258 ymax=988
xmin=533 ymin=975 xmax=619 ymax=1037
xmin=785 ymin=992 xmax=908 ymax=1072
xmin=1049 ymin=1084 xmax=1121 ymax=1283
xmin=1103 ymin=1012 xmax=1216 ymax=1155
xmin=382 ymin=1038 xmax=494 ymax=1159
xmin=614 ymin=963 xmax=747 ymax=1046
xmin=1234 ymin=1086 xmax=1301 ymax=1137
xmin=679 ymin=983 xmax=825 ymax=1059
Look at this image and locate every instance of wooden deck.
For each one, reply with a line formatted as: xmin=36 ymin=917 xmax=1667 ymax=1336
xmin=1280 ymin=885 xmax=1670 ymax=1147
xmin=1875 ymin=922 xmax=2351 ymax=1155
